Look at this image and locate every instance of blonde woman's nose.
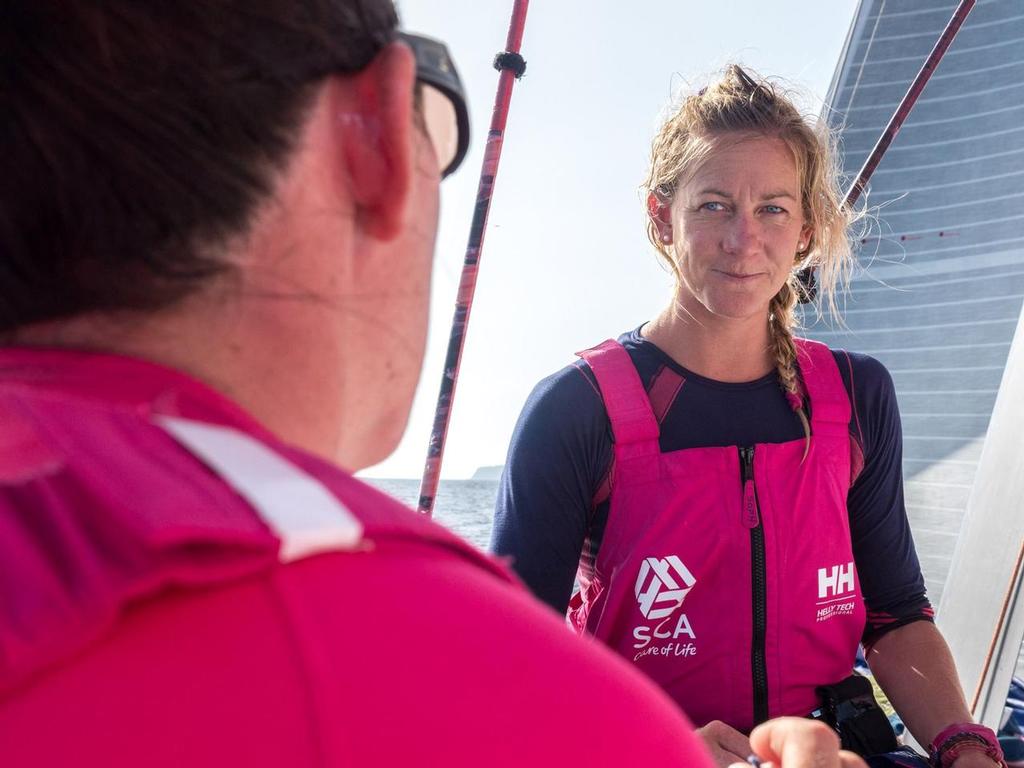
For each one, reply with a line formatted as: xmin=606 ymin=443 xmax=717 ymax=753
xmin=721 ymin=212 xmax=762 ymax=255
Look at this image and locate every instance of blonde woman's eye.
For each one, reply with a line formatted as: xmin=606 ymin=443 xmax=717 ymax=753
xmin=763 ymin=205 xmax=785 ymax=215
xmin=700 ymin=201 xmax=726 ymax=212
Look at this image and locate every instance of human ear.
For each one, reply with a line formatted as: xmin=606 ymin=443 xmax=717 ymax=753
xmin=647 ymin=189 xmax=674 ymax=244
xmin=797 ymin=224 xmax=814 ymax=256
xmin=336 ymin=41 xmax=418 ymax=242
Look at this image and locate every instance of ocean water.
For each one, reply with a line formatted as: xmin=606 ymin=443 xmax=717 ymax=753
xmin=367 ymin=478 xmax=499 ymax=551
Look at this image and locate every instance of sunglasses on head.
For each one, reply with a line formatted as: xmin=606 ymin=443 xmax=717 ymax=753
xmin=399 ymin=32 xmax=470 ymax=179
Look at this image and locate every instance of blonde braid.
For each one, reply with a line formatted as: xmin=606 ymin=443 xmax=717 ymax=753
xmin=769 ymin=280 xmax=811 ymax=455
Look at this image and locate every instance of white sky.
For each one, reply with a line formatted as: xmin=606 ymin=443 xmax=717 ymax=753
xmin=362 ymin=0 xmax=861 ymax=479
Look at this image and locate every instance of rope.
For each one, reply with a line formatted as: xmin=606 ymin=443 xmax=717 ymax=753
xmin=844 ymin=0 xmax=886 ymax=116
xmin=970 ymin=536 xmax=1024 ymax=714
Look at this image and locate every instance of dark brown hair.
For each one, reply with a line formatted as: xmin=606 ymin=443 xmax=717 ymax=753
xmin=0 ymin=1 xmax=398 ymax=332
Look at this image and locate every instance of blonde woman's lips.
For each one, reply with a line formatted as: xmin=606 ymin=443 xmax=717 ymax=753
xmin=714 ymin=269 xmax=763 ymax=282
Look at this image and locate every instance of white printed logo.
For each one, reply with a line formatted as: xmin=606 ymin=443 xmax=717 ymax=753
xmin=634 ymin=555 xmax=696 ymax=620
xmin=815 ymin=562 xmax=857 ymax=623
xmin=817 ymin=562 xmax=855 ymax=599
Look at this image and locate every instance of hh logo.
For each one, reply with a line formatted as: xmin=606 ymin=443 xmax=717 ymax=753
xmin=634 ymin=556 xmax=696 ymax=620
xmin=818 ymin=562 xmax=855 ymax=599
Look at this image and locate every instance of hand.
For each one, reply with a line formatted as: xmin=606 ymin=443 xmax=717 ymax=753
xmin=699 ymin=720 xmax=753 ymax=767
xmin=726 ymin=717 xmax=867 ymax=768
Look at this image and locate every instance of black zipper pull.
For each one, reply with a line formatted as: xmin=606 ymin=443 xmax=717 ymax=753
xmin=740 ymin=446 xmax=759 ymax=528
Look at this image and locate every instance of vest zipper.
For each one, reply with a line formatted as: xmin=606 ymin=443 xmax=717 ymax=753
xmin=740 ymin=446 xmax=769 ymax=726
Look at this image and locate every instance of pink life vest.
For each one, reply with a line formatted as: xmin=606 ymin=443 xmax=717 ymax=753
xmin=570 ymin=337 xmax=866 ymax=732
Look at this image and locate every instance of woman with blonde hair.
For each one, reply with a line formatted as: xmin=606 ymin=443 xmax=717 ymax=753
xmin=492 ymin=66 xmax=1003 ymax=768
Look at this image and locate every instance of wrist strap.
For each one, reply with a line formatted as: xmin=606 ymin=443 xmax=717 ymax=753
xmin=929 ymin=723 xmax=1006 ymax=768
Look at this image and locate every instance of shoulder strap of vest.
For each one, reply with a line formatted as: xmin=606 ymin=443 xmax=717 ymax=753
xmin=576 ymin=340 xmax=660 ymax=446
xmin=794 ymin=338 xmax=851 ymax=426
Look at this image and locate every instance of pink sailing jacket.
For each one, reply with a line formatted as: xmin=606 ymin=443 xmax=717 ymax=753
xmin=0 ymin=347 xmax=712 ymax=767
xmin=570 ymin=337 xmax=866 ymax=733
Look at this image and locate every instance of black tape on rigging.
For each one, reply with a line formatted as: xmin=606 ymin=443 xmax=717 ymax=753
xmin=493 ymin=51 xmax=526 ymax=78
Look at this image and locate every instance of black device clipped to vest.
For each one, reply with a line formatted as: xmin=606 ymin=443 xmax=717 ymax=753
xmin=813 ymin=675 xmax=900 ymax=756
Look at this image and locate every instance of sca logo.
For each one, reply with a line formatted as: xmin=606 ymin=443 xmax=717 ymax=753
xmin=632 ymin=556 xmax=697 ymax=652
xmin=634 ymin=555 xmax=695 ymax=619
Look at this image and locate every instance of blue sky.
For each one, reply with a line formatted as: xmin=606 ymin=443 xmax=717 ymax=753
xmin=363 ymin=1 xmax=861 ymax=479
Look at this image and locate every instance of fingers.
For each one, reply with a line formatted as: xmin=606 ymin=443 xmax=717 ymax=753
xmin=699 ymin=720 xmax=754 ymax=767
xmin=726 ymin=757 xmax=868 ymax=768
xmin=717 ymin=718 xmax=871 ymax=768
xmin=747 ymin=717 xmax=867 ymax=768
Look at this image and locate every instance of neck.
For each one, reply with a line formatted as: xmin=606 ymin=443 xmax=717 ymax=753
xmin=643 ymin=291 xmax=773 ymax=382
xmin=12 ymin=275 xmax=351 ymax=461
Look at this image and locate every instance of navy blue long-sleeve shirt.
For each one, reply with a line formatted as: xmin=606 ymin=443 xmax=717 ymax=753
xmin=491 ymin=327 xmax=932 ymax=648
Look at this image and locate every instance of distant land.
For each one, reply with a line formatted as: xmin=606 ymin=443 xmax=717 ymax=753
xmin=470 ymin=465 xmax=504 ymax=481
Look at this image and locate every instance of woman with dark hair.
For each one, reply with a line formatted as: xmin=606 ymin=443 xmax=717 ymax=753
xmin=493 ymin=66 xmax=1003 ymax=768
xmin=0 ymin=3 xmax=733 ymax=765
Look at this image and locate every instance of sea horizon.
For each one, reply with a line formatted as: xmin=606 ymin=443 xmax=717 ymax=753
xmin=366 ymin=477 xmax=499 ymax=552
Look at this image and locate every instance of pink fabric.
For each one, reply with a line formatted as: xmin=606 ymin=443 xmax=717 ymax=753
xmin=648 ymin=365 xmax=686 ymax=425
xmin=571 ymin=338 xmax=866 ymax=732
xmin=0 ymin=347 xmax=713 ymax=767
xmin=579 ymin=339 xmax=660 ymax=448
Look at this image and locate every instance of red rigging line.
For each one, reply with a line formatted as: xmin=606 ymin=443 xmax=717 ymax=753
xmin=798 ymin=0 xmax=977 ymax=301
xmin=417 ymin=0 xmax=529 ymax=516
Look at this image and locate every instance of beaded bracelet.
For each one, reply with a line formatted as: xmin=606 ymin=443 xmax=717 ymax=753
xmin=928 ymin=723 xmax=1006 ymax=768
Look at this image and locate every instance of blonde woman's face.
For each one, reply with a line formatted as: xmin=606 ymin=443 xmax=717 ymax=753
xmin=663 ymin=134 xmax=812 ymax=322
